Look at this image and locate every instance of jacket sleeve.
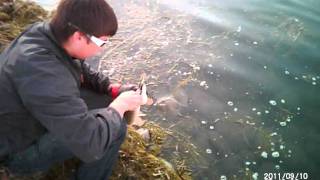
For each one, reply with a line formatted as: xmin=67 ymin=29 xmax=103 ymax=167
xmin=80 ymin=61 xmax=111 ymax=95
xmin=12 ymin=54 xmax=126 ymax=163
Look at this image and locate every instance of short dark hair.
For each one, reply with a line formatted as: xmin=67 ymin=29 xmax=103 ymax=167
xmin=50 ymin=0 xmax=118 ymax=44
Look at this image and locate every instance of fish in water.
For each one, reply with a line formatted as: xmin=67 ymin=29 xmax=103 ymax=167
xmin=154 ymin=95 xmax=187 ymax=117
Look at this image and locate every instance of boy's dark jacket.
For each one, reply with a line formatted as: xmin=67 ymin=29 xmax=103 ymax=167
xmin=0 ymin=22 xmax=125 ymax=163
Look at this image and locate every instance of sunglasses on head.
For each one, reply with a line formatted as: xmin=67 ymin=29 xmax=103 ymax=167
xmin=67 ymin=22 xmax=110 ymax=47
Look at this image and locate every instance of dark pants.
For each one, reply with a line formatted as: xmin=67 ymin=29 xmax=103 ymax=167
xmin=4 ymin=89 xmax=126 ymax=180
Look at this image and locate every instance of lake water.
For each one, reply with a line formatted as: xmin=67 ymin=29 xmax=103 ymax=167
xmin=34 ymin=0 xmax=319 ymax=179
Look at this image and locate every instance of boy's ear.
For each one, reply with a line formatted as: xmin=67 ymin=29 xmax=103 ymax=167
xmin=73 ymin=31 xmax=83 ymax=41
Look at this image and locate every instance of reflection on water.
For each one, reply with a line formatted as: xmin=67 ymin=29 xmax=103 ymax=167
xmin=36 ymin=0 xmax=319 ymax=179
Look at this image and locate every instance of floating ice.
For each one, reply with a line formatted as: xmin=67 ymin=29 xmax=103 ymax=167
xmin=269 ymin=100 xmax=277 ymax=106
xmin=220 ymin=175 xmax=227 ymax=180
xmin=252 ymin=161 xmax=257 ymax=165
xmin=246 ymin=121 xmax=255 ymax=125
xmin=200 ymin=81 xmax=206 ymax=87
xmin=280 ymin=121 xmax=287 ymax=127
xmin=227 ymin=101 xmax=234 ymax=106
xmin=230 ymin=53 xmax=234 ymax=56
xmin=206 ymin=149 xmax=212 ymax=154
xmin=281 ymin=99 xmax=286 ymax=103
xmin=252 ymin=172 xmax=259 ymax=180
xmin=236 ymin=26 xmax=242 ymax=32
xmin=272 ymin=151 xmax=280 ymax=158
xmin=295 ymin=77 xmax=299 ymax=80
xmin=245 ymin=161 xmax=251 ymax=165
xmin=264 ymin=66 xmax=267 ymax=69
xmin=201 ymin=121 xmax=207 ymax=125
xmin=257 ymin=112 xmax=261 ymax=115
xmin=208 ymin=64 xmax=213 ymax=68
xmin=286 ymin=118 xmax=291 ymax=122
xmin=297 ymin=107 xmax=301 ymax=111
xmin=234 ymin=108 xmax=238 ymax=112
xmin=261 ymin=151 xmax=268 ymax=158
xmin=234 ymin=42 xmax=239 ymax=46
xmin=225 ymin=154 xmax=228 ymax=158
xmin=288 ymin=150 xmax=292 ymax=153
xmin=257 ymin=146 xmax=261 ymax=149
xmin=252 ymin=108 xmax=257 ymax=111
xmin=265 ymin=110 xmax=270 ymax=114
xmin=275 ymin=165 xmax=280 ymax=170
xmin=270 ymin=132 xmax=278 ymax=136
xmin=280 ymin=145 xmax=285 ymax=150
xmin=312 ymin=77 xmax=316 ymax=81
xmin=253 ymin=41 xmax=258 ymax=45
xmin=209 ymin=125 xmax=215 ymax=130
xmin=302 ymin=75 xmax=307 ymax=79
xmin=312 ymin=82 xmax=317 ymax=85
xmin=285 ymin=70 xmax=290 ymax=75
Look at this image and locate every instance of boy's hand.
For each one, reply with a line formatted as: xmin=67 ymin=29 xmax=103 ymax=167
xmin=109 ymin=90 xmax=144 ymax=118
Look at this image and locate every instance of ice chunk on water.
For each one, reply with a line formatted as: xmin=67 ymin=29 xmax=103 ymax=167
xmin=265 ymin=110 xmax=270 ymax=114
xmin=220 ymin=175 xmax=227 ymax=180
xmin=252 ymin=172 xmax=258 ymax=180
xmin=201 ymin=120 xmax=207 ymax=125
xmin=234 ymin=108 xmax=238 ymax=112
xmin=253 ymin=41 xmax=258 ymax=45
xmin=272 ymin=151 xmax=280 ymax=158
xmin=252 ymin=108 xmax=257 ymax=111
xmin=261 ymin=151 xmax=268 ymax=158
xmin=206 ymin=149 xmax=212 ymax=154
xmin=280 ymin=121 xmax=287 ymax=126
xmin=200 ymin=81 xmax=206 ymax=87
xmin=269 ymin=100 xmax=277 ymax=106
xmin=245 ymin=161 xmax=251 ymax=165
xmin=209 ymin=125 xmax=215 ymax=130
xmin=285 ymin=70 xmax=290 ymax=75
xmin=275 ymin=165 xmax=280 ymax=169
xmin=281 ymin=99 xmax=286 ymax=103
xmin=236 ymin=26 xmax=242 ymax=32
xmin=227 ymin=101 xmax=234 ymax=106
xmin=270 ymin=132 xmax=278 ymax=136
